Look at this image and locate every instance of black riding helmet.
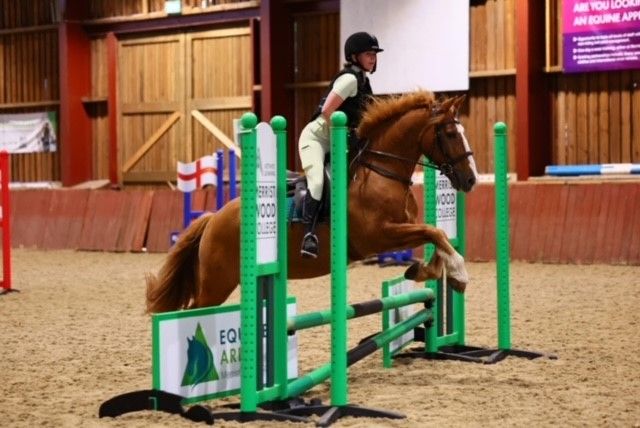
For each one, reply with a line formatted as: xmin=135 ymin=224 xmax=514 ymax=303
xmin=344 ymin=32 xmax=383 ymax=72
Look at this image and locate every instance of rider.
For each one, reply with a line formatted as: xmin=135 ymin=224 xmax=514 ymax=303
xmin=298 ymin=31 xmax=383 ymax=258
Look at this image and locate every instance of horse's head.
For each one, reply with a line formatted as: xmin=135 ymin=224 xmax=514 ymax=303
xmin=423 ymin=95 xmax=477 ymax=192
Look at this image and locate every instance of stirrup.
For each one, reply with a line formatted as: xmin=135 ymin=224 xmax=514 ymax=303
xmin=300 ymin=232 xmax=319 ymax=258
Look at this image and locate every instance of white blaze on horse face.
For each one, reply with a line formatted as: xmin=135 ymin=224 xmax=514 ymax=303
xmin=457 ymin=123 xmax=478 ymax=182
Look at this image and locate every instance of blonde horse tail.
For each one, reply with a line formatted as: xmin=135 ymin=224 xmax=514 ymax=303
xmin=145 ymin=213 xmax=213 ymax=313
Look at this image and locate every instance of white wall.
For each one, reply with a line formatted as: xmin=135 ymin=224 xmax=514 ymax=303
xmin=340 ymin=0 xmax=469 ymax=94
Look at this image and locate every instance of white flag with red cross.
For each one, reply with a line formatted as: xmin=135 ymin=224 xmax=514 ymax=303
xmin=176 ymin=154 xmax=217 ymax=192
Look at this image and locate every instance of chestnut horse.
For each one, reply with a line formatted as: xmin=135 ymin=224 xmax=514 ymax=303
xmin=146 ymin=91 xmax=477 ymax=313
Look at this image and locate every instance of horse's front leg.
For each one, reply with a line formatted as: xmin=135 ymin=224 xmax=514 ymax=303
xmin=380 ymin=222 xmax=468 ymax=293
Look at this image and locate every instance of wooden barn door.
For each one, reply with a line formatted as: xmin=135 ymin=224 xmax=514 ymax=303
xmin=116 ymin=27 xmax=251 ymax=183
xmin=186 ymin=28 xmax=252 ymax=163
xmin=118 ymin=34 xmax=186 ymax=183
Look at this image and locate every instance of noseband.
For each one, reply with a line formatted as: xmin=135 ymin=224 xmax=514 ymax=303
xmin=356 ymin=111 xmax=474 ymax=186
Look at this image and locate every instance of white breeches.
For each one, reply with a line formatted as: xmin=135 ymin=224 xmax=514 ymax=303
xmin=298 ymin=119 xmax=330 ymax=200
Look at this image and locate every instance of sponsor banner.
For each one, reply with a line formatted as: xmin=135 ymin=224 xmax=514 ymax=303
xmin=177 ymin=155 xmax=217 ymax=192
xmin=563 ymin=0 xmax=640 ymax=72
xmin=0 ymin=112 xmax=57 ymax=153
xmin=153 ymin=299 xmax=298 ymax=404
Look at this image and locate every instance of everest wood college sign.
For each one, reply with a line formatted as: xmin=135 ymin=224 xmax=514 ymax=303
xmin=563 ymin=0 xmax=640 ymax=72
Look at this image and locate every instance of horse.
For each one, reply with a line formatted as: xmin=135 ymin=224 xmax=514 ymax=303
xmin=146 ymin=91 xmax=477 ymax=313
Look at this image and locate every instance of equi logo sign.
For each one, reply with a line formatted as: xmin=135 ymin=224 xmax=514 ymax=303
xmin=152 ymin=300 xmax=298 ymax=404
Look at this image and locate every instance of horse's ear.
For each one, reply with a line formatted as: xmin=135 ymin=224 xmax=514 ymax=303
xmin=438 ymin=96 xmax=456 ymax=114
xmin=452 ymin=95 xmax=466 ymax=114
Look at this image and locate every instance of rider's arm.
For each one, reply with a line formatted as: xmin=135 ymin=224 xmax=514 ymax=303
xmin=320 ymin=73 xmax=358 ymax=122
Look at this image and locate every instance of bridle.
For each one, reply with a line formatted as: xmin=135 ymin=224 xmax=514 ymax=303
xmin=355 ymin=109 xmax=474 ymax=186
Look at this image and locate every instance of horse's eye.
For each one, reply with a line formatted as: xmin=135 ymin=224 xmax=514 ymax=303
xmin=444 ymin=124 xmax=458 ymax=138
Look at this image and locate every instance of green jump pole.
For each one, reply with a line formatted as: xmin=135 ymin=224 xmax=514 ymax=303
xmin=285 ymin=307 xmax=432 ymax=400
xmin=271 ymin=115 xmax=289 ymax=401
xmin=288 ymin=289 xmax=434 ymax=333
xmin=494 ymin=122 xmax=511 ymax=350
xmin=453 ymin=189 xmax=466 ymax=344
xmin=239 ymin=112 xmax=259 ymax=412
xmin=330 ymin=111 xmax=348 ymax=407
xmin=423 ymin=167 xmax=439 ymax=353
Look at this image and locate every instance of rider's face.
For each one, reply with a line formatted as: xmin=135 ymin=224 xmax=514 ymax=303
xmin=354 ymin=51 xmax=377 ymax=72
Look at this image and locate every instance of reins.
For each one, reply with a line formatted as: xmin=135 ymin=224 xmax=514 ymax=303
xmin=354 ymin=111 xmax=473 ymax=186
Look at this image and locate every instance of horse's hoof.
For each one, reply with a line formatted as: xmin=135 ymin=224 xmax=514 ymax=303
xmin=404 ymin=262 xmax=421 ymax=280
xmin=448 ymin=277 xmax=467 ymax=293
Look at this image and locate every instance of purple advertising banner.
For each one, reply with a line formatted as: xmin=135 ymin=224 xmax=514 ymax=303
xmin=563 ymin=0 xmax=640 ymax=72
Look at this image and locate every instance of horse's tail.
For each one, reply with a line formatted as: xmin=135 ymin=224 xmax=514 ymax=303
xmin=145 ymin=213 xmax=213 ymax=314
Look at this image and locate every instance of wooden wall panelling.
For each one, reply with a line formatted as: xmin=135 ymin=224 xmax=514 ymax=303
xmin=0 ymin=2 xmax=59 ymax=31
xmin=471 ymin=1 xmax=487 ymax=71
xmin=470 ymin=80 xmax=488 ymax=172
xmin=89 ymin=37 xmax=110 ymax=180
xmin=464 ymin=184 xmax=493 ymax=261
xmin=570 ymin=183 xmax=595 ymax=263
xmin=527 ymin=183 xmax=548 ymax=262
xmin=10 ymin=190 xmax=52 ymax=248
xmin=77 ymin=189 xmax=152 ymax=252
xmin=539 ymin=183 xmax=566 ymax=263
xmin=565 ymin=76 xmax=577 ymax=164
xmin=119 ymin=34 xmax=186 ymax=182
xmin=586 ymin=74 xmax=599 ymax=163
xmin=0 ymin=28 xmax=60 ymax=182
xmin=78 ymin=190 xmax=125 ymax=251
xmin=608 ymin=184 xmax=634 ymax=264
xmin=487 ymin=80 xmax=497 ymax=173
xmin=579 ymin=184 xmax=602 ymax=264
xmin=510 ymin=183 xmax=535 ymax=261
xmin=146 ymin=189 xmax=183 ymax=252
xmin=620 ymin=72 xmax=632 ymax=162
xmin=576 ymin=74 xmax=588 ymax=164
xmin=41 ymin=189 xmax=89 ymax=249
xmin=609 ymin=73 xmax=621 ymax=162
xmin=187 ymin=27 xmax=251 ymax=162
xmin=0 ymin=36 xmax=3 ymax=101
xmin=505 ymin=77 xmax=517 ymax=171
xmin=505 ymin=0 xmax=515 ymax=68
xmin=290 ymin=12 xmax=339 ymax=158
xmin=591 ymin=183 xmax=614 ymax=264
xmin=486 ymin=0 xmax=496 ymax=71
xmin=626 ymin=184 xmax=640 ymax=264
xmin=551 ymin=70 xmax=639 ymax=166
xmin=597 ymin=74 xmax=610 ymax=163
xmin=115 ymin=190 xmax=153 ymax=252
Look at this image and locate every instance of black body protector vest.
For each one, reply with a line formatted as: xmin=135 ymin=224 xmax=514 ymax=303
xmin=311 ymin=66 xmax=373 ymax=132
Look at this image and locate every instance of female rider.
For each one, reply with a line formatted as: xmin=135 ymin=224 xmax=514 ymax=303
xmin=298 ymin=31 xmax=383 ymax=258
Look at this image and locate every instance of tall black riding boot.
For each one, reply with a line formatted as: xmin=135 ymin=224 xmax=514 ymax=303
xmin=300 ymin=193 xmax=321 ymax=258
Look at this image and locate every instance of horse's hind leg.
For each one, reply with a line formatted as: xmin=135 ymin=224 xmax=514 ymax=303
xmin=380 ymin=222 xmax=468 ymax=292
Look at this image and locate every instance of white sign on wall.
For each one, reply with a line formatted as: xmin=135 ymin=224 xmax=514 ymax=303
xmin=435 ymin=171 xmax=457 ymax=240
xmin=340 ymin=0 xmax=470 ymax=93
xmin=256 ymin=122 xmax=278 ymax=265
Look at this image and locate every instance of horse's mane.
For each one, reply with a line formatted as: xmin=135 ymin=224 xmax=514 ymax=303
xmin=357 ymin=90 xmax=437 ymax=139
